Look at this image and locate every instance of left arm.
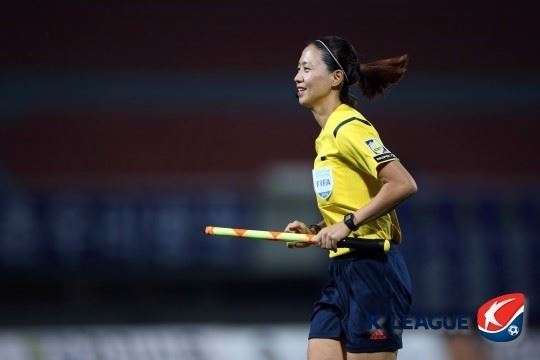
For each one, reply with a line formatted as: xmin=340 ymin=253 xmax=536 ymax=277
xmin=314 ymin=160 xmax=417 ymax=251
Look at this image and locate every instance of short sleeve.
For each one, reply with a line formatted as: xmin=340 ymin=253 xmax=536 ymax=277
xmin=335 ymin=121 xmax=398 ymax=178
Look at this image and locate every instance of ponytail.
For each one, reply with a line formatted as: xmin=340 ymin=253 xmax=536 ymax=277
xmin=357 ymin=54 xmax=409 ymax=100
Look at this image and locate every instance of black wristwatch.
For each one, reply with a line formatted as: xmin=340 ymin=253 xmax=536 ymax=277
xmin=343 ymin=213 xmax=359 ymax=231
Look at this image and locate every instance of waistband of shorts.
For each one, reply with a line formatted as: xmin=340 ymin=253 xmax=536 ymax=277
xmin=331 ymin=243 xmax=397 ymax=262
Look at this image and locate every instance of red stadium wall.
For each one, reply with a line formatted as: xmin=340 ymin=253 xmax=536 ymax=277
xmin=0 ymin=112 xmax=537 ymax=189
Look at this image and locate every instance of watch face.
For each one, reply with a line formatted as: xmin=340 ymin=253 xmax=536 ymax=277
xmin=345 ymin=213 xmax=357 ymax=230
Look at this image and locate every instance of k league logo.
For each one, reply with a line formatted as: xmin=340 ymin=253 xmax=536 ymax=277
xmin=477 ymin=293 xmax=525 ymax=342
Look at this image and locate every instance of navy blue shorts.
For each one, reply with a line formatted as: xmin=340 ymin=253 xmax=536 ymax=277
xmin=309 ymin=246 xmax=412 ymax=353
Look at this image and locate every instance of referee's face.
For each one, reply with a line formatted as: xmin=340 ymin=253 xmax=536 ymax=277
xmin=294 ymin=45 xmax=334 ymax=109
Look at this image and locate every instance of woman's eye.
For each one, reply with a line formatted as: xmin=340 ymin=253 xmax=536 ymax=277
xmin=304 ymin=68 xmax=310 ymax=72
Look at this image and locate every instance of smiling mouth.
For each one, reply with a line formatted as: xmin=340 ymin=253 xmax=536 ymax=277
xmin=297 ymin=87 xmax=306 ymax=96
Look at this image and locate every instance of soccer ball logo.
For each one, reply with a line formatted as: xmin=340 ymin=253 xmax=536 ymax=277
xmin=508 ymin=325 xmax=519 ymax=336
xmin=477 ymin=293 xmax=525 ymax=342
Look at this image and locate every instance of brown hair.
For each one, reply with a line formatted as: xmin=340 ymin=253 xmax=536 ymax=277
xmin=311 ymin=36 xmax=408 ymax=106
xmin=358 ymin=55 xmax=408 ymax=100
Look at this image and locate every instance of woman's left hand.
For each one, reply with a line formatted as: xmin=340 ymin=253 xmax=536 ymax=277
xmin=313 ymin=221 xmax=351 ymax=252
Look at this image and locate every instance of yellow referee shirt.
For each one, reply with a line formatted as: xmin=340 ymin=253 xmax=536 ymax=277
xmin=312 ymin=104 xmax=402 ymax=258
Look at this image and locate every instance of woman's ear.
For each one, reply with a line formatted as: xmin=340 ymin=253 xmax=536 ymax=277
xmin=331 ymin=70 xmax=345 ymax=87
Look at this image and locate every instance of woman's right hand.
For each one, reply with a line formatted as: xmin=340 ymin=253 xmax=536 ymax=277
xmin=284 ymin=220 xmax=313 ymax=248
xmin=284 ymin=220 xmax=312 ymax=234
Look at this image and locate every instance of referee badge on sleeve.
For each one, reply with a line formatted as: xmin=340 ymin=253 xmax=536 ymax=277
xmin=364 ymin=138 xmax=397 ymax=163
xmin=312 ymin=167 xmax=333 ymax=200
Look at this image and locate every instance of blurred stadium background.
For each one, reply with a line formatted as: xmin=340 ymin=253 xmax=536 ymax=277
xmin=1 ymin=1 xmax=539 ymax=359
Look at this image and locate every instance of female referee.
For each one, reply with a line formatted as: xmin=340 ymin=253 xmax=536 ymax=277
xmin=284 ymin=36 xmax=417 ymax=360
